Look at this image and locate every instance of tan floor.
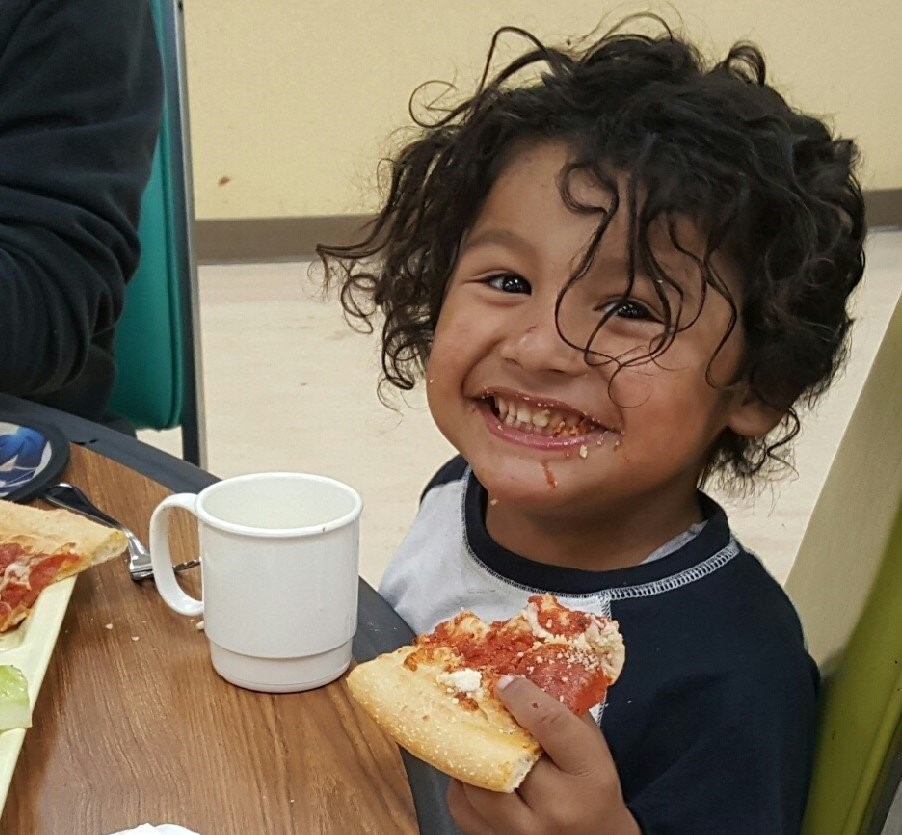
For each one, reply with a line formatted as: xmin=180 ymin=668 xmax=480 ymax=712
xmin=139 ymin=229 xmax=902 ymax=588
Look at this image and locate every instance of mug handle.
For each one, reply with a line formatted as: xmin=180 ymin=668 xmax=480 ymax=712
xmin=149 ymin=493 xmax=203 ymax=617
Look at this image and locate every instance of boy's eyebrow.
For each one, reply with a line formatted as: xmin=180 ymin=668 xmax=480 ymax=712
xmin=460 ymin=227 xmax=536 ymax=256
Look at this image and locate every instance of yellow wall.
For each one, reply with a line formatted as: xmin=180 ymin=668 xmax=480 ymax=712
xmin=182 ymin=0 xmax=902 ymax=221
xmin=786 ymin=295 xmax=902 ymax=667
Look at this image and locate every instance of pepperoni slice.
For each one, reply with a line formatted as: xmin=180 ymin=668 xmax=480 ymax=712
xmin=26 ymin=554 xmax=67 ymax=594
xmin=1 ymin=554 xmax=66 ymax=613
xmin=0 ymin=542 xmax=27 ymax=572
xmin=416 ymin=595 xmax=617 ymax=716
xmin=513 ymin=646 xmax=609 ymax=715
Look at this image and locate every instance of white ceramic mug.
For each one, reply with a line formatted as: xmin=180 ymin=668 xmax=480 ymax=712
xmin=149 ymin=472 xmax=362 ymax=693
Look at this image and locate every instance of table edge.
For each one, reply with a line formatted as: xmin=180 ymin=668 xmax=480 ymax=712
xmin=0 ymin=395 xmax=455 ymax=834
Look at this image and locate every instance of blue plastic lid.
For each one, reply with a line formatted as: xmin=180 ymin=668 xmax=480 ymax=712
xmin=0 ymin=419 xmax=70 ymax=502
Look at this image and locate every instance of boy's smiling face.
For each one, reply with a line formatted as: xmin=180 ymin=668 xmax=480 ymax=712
xmin=426 ymin=141 xmax=776 ymax=532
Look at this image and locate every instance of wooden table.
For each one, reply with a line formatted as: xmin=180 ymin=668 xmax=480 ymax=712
xmin=0 ymin=396 xmax=453 ymax=834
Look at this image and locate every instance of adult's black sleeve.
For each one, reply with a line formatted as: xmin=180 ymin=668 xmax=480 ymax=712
xmin=0 ymin=0 xmax=162 ymax=416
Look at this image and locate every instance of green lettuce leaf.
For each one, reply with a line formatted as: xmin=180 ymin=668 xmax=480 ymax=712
xmin=0 ymin=665 xmax=31 ymax=731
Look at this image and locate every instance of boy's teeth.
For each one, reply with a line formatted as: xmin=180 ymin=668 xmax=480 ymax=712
xmin=532 ymin=410 xmax=550 ymax=428
xmin=491 ymin=395 xmax=598 ymax=436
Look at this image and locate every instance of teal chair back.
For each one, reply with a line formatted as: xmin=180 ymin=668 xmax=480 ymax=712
xmin=109 ymin=0 xmax=205 ymax=464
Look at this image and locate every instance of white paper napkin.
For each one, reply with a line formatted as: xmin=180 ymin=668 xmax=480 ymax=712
xmin=106 ymin=825 xmax=199 ymax=835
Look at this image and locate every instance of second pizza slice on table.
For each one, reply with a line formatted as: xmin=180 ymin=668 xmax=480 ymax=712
xmin=0 ymin=498 xmax=127 ymax=632
xmin=348 ymin=593 xmax=625 ymax=792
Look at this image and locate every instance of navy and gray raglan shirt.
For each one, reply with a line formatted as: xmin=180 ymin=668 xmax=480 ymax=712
xmin=380 ymin=456 xmax=818 ymax=835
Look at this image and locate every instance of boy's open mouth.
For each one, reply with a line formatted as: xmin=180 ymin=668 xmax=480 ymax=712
xmin=480 ymin=391 xmax=612 ymax=440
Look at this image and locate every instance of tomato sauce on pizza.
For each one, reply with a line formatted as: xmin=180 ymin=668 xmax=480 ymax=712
xmin=0 ymin=541 xmax=80 ymax=624
xmin=408 ymin=594 xmax=621 ymax=715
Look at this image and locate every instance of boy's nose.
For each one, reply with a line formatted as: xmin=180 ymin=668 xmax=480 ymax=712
xmin=499 ymin=315 xmax=592 ymax=377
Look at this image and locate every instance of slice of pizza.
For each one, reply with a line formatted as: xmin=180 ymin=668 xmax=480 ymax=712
xmin=0 ymin=499 xmax=127 ymax=632
xmin=347 ymin=593 xmax=625 ymax=792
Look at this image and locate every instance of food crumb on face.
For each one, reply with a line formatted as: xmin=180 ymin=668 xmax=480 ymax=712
xmin=104 ymin=622 xmax=113 ymax=630
xmin=489 ymin=498 xmax=498 ymax=506
xmin=195 ymin=620 xmax=205 ymax=631
xmin=579 ymin=444 xmax=588 ymax=459
xmin=541 ymin=461 xmax=558 ymax=488
xmin=131 ymin=636 xmax=140 ymax=642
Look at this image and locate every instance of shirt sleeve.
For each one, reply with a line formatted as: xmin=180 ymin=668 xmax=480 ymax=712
xmin=419 ymin=455 xmax=468 ymax=502
xmin=0 ymin=0 xmax=162 ymax=397
xmin=621 ymin=654 xmax=818 ymax=835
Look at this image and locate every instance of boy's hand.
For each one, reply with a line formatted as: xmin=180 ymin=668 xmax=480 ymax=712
xmin=446 ymin=676 xmax=641 ymax=835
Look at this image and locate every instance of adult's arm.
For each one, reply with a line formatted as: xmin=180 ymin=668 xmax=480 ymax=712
xmin=0 ymin=0 xmax=162 ymax=405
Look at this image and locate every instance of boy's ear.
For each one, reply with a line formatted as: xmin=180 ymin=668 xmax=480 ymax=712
xmin=726 ymin=387 xmax=785 ymax=438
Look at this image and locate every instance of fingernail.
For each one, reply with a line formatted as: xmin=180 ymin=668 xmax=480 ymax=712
xmin=497 ymin=674 xmax=516 ymax=690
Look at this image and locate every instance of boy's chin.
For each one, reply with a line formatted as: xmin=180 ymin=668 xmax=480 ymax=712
xmin=473 ymin=461 xmax=584 ymax=510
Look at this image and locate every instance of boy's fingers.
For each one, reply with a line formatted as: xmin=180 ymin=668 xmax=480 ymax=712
xmin=497 ymin=675 xmax=608 ymax=775
xmin=447 ymin=779 xmax=497 ymax=835
xmin=460 ymin=778 xmax=534 ymax=830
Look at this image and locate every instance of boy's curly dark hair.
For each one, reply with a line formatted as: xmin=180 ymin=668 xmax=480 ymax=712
xmin=317 ymin=17 xmax=866 ymax=484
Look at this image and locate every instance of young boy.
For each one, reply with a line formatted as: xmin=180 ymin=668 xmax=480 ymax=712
xmin=319 ymin=19 xmax=865 ymax=834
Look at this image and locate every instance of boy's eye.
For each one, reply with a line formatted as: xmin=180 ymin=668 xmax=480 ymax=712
xmin=485 ymin=274 xmax=531 ymax=294
xmin=596 ymin=299 xmax=655 ymax=321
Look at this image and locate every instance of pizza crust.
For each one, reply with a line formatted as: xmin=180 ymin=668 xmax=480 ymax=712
xmin=347 ymin=646 xmax=541 ymax=793
xmin=0 ymin=499 xmax=127 ymax=575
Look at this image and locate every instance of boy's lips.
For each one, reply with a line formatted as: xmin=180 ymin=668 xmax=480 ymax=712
xmin=474 ymin=388 xmax=621 ymax=450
